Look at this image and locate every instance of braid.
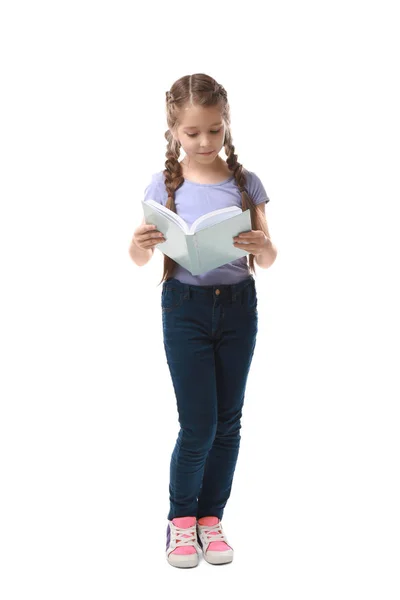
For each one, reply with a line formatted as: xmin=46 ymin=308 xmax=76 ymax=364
xmin=224 ymin=131 xmax=249 ymax=200
xmin=157 ymin=129 xmax=184 ymax=285
xmin=224 ymin=131 xmax=268 ymax=274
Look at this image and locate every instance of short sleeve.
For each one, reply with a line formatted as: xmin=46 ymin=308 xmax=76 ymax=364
xmin=143 ymin=171 xmax=168 ymax=206
xmin=245 ymin=170 xmax=270 ymax=205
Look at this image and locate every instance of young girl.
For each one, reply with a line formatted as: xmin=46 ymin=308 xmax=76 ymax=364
xmin=129 ymin=73 xmax=277 ymax=568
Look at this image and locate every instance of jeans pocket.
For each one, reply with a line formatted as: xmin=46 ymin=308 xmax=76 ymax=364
xmin=161 ymin=287 xmax=184 ymax=312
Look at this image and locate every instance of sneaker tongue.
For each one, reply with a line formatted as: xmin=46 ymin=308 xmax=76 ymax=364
xmin=198 ymin=516 xmax=219 ymax=526
xmin=172 ymin=516 xmax=196 ymax=530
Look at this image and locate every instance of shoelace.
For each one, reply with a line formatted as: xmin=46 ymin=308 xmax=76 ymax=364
xmin=198 ymin=522 xmax=227 ymax=543
xmin=171 ymin=523 xmax=198 ymax=547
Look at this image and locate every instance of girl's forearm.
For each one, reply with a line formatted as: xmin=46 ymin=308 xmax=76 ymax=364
xmin=128 ymin=238 xmax=153 ymax=266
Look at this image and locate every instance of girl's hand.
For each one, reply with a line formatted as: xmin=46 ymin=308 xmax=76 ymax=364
xmin=132 ymin=223 xmax=165 ymax=250
xmin=233 ymin=230 xmax=271 ymax=257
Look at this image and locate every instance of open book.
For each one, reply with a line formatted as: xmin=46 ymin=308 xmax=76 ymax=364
xmin=142 ymin=200 xmax=252 ymax=276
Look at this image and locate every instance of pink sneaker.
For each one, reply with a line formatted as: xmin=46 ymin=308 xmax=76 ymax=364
xmin=196 ymin=517 xmax=234 ymax=565
xmin=166 ymin=516 xmax=202 ymax=568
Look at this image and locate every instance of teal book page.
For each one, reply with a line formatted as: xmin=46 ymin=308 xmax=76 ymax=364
xmin=142 ymin=201 xmax=193 ymax=271
xmin=189 ymin=209 xmax=252 ymax=275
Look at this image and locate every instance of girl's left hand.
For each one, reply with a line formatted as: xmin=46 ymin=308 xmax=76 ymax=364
xmin=233 ymin=230 xmax=271 ymax=257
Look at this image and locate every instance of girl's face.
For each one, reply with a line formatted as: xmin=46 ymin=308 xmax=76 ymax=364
xmin=172 ymin=104 xmax=226 ymax=167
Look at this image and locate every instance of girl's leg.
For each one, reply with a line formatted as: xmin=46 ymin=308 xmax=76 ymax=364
xmin=197 ymin=280 xmax=258 ymax=520
xmin=162 ymin=282 xmax=218 ymax=521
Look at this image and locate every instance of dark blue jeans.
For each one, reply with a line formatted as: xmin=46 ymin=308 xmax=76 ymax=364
xmin=161 ymin=275 xmax=258 ymax=521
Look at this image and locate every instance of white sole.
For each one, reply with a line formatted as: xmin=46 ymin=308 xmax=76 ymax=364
xmin=203 ymin=549 xmax=234 ymax=565
xmin=167 ymin=552 xmax=199 ymax=568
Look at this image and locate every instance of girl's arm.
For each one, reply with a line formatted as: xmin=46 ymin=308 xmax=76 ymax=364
xmin=128 ymin=217 xmax=154 ymax=267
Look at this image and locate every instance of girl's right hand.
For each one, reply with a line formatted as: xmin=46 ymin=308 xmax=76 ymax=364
xmin=132 ymin=223 xmax=165 ymax=250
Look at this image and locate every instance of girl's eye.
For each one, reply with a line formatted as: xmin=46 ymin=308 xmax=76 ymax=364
xmin=186 ymin=129 xmax=222 ymax=138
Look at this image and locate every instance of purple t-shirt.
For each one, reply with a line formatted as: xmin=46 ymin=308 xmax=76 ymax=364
xmin=143 ymin=168 xmax=270 ymax=285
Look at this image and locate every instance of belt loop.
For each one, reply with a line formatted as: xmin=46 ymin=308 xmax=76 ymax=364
xmin=183 ymin=283 xmax=190 ymax=300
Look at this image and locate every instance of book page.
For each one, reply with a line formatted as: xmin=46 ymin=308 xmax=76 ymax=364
xmin=190 ymin=209 xmax=252 ymax=275
xmin=142 ymin=200 xmax=189 ymax=233
xmin=189 ymin=206 xmax=242 ymax=233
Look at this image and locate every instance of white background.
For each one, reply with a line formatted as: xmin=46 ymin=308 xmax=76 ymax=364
xmin=1 ymin=0 xmax=399 ymax=597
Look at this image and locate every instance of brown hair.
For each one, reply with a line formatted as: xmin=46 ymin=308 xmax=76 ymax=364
xmin=159 ymin=73 xmax=269 ymax=286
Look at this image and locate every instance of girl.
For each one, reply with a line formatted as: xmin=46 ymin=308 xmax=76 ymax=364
xmin=129 ymin=73 xmax=277 ymax=568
